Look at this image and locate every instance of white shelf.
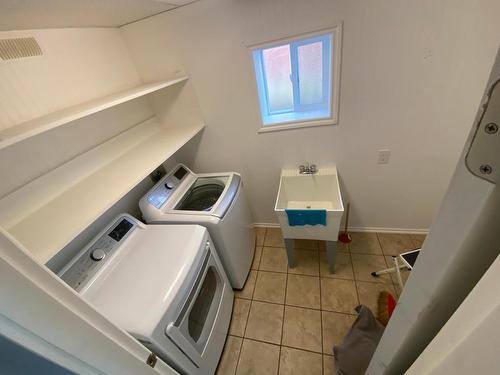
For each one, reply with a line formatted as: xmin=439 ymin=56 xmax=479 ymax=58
xmin=0 ymin=76 xmax=189 ymax=150
xmin=0 ymin=117 xmax=204 ymax=263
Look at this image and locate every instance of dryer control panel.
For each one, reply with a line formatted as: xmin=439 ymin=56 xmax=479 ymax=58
xmin=59 ymin=217 xmax=136 ymax=292
xmin=147 ymin=165 xmax=191 ymax=209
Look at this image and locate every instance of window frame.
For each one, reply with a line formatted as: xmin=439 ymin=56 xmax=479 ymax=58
xmin=250 ymin=25 xmax=342 ymax=133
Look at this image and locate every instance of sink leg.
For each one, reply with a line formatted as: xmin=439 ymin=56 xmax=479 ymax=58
xmin=326 ymin=241 xmax=337 ymax=273
xmin=284 ymin=238 xmax=296 ymax=268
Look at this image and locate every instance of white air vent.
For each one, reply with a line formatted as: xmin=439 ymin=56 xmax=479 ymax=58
xmin=0 ymin=37 xmax=42 ymax=60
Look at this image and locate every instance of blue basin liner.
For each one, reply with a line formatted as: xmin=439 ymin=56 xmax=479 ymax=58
xmin=285 ymin=209 xmax=327 ymax=226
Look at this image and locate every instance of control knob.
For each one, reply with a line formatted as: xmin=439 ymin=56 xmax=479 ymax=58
xmin=90 ymin=249 xmax=106 ymax=261
xmin=165 ymin=181 xmax=175 ymax=190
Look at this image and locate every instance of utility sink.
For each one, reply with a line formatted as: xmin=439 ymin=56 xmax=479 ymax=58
xmin=275 ymin=167 xmax=344 ymax=272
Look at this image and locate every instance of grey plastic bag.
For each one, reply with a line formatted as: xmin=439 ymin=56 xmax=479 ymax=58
xmin=333 ymin=305 xmax=385 ymax=375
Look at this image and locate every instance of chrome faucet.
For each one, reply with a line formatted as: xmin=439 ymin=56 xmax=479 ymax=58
xmin=299 ymin=163 xmax=317 ymax=174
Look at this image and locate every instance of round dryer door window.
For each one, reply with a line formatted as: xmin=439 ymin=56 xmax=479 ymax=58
xmin=176 ymin=178 xmax=225 ymax=212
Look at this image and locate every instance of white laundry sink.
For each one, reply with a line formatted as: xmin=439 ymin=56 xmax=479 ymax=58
xmin=275 ymin=167 xmax=344 ymax=241
xmin=275 ymin=167 xmax=344 ymax=273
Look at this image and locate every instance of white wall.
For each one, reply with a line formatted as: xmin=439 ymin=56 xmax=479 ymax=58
xmin=0 ymin=98 xmax=154 ymax=198
xmin=0 ymin=27 xmax=205 ymax=265
xmin=0 ymin=28 xmax=140 ymax=129
xmin=367 ymin=48 xmax=500 ymax=374
xmin=121 ymin=0 xmax=500 ymax=230
xmin=0 ymin=28 xmax=154 ymax=199
xmin=0 ymin=28 xmax=158 ymax=261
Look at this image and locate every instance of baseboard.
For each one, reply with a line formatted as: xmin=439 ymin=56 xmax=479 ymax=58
xmin=348 ymin=227 xmax=429 ymax=234
xmin=253 ymin=223 xmax=429 ymax=235
xmin=254 ymin=222 xmax=281 ymax=228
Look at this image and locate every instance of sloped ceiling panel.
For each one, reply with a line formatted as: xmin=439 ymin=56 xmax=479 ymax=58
xmin=0 ymin=0 xmax=197 ymax=31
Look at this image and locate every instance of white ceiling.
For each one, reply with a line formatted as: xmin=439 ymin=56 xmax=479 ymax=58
xmin=0 ymin=0 xmax=196 ymax=31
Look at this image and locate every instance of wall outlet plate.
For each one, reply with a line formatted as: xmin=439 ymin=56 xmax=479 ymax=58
xmin=149 ymin=165 xmax=166 ymax=183
xmin=378 ymin=149 xmax=391 ymax=164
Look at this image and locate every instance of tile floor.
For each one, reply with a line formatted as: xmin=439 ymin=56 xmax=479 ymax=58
xmin=216 ymin=228 xmax=425 ymax=375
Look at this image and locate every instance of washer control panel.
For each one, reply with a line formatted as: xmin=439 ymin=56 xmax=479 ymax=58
xmin=60 ymin=217 xmax=136 ymax=292
xmin=147 ymin=165 xmax=191 ymax=209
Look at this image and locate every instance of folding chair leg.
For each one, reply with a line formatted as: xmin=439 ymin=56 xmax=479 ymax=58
xmin=371 ymin=266 xmax=399 ymax=277
xmin=394 ymin=256 xmax=405 ymax=290
xmin=371 ymin=260 xmax=406 ymax=277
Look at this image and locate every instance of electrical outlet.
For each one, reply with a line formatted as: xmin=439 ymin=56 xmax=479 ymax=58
xmin=149 ymin=165 xmax=166 ymax=183
xmin=378 ymin=149 xmax=391 ymax=164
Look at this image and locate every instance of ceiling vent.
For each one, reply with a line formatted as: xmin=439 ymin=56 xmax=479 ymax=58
xmin=0 ymin=37 xmax=42 ymax=60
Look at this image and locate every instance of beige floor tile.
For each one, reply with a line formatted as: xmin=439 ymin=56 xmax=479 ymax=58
xmin=253 ymin=271 xmax=287 ymax=304
xmin=255 ymin=227 xmax=266 ymax=247
xmin=349 ymin=232 xmax=382 ymax=254
xmin=229 ymin=298 xmax=251 ymax=337
xmin=351 ymin=254 xmax=392 ymax=284
xmin=236 ymin=339 xmax=280 ymax=375
xmin=217 ymin=335 xmax=242 ymax=375
xmin=320 ymin=278 xmax=358 ymax=314
xmin=384 ymin=255 xmax=410 ymax=287
xmin=393 ymin=282 xmax=403 ymax=297
xmin=377 ymin=233 xmax=414 ymax=255
xmin=264 ymin=227 xmax=285 ymax=247
xmin=409 ymin=233 xmax=426 ymax=248
xmin=288 ymin=249 xmax=319 ymax=276
xmin=356 ymin=281 xmax=397 ymax=314
xmin=245 ymin=301 xmax=284 ymax=344
xmin=319 ymin=240 xmax=349 ymax=253
xmin=282 ymin=306 xmax=322 ymax=353
xmin=319 ymin=252 xmax=354 ymax=280
xmin=322 ymin=311 xmax=356 ymax=354
xmin=286 ymin=274 xmax=320 ymax=309
xmin=279 ymin=346 xmax=322 ymax=375
xmin=294 ymin=239 xmax=319 ymax=250
xmin=235 ymin=270 xmax=257 ymax=300
xmin=323 ymin=355 xmax=336 ymax=375
xmin=260 ymin=247 xmax=289 ymax=273
xmin=251 ymin=246 xmax=263 ymax=270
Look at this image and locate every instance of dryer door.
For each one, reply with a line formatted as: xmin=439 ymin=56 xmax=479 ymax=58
xmin=165 ymin=242 xmax=228 ymax=367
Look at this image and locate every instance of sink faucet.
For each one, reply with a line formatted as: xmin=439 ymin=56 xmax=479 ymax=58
xmin=299 ymin=163 xmax=317 ymax=174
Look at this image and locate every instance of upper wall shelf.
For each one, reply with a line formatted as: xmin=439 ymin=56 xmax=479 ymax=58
xmin=0 ymin=76 xmax=189 ymax=151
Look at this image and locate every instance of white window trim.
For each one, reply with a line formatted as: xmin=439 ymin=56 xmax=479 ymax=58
xmin=248 ymin=24 xmax=342 ymax=133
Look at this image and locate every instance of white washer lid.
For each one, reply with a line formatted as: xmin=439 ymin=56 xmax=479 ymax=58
xmin=81 ymin=224 xmax=207 ymax=338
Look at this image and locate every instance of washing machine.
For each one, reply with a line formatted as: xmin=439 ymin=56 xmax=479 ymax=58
xmin=139 ymin=164 xmax=255 ymax=289
xmin=58 ymin=214 xmax=233 ymax=375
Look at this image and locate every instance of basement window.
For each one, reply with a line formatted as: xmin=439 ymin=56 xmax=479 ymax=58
xmin=251 ymin=27 xmax=341 ymax=132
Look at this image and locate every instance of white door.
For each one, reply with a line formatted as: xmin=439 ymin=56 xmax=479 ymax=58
xmin=406 ymin=255 xmax=500 ymax=374
xmin=0 ymin=228 xmax=178 ymax=375
xmin=368 ymin=47 xmax=500 ymax=374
